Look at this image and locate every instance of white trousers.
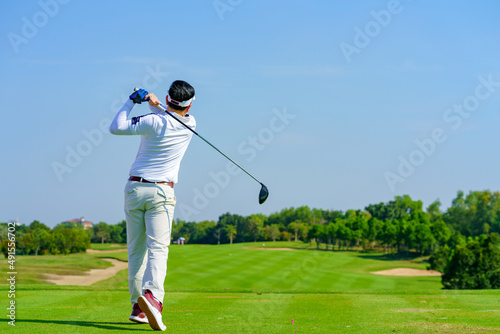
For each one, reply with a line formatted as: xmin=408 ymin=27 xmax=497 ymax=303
xmin=124 ymin=181 xmax=175 ymax=304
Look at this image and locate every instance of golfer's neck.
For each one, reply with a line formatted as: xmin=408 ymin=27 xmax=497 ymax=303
xmin=167 ymin=107 xmax=188 ymax=117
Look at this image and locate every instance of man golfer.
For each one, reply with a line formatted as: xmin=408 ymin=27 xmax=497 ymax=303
xmin=109 ymin=81 xmax=196 ymax=331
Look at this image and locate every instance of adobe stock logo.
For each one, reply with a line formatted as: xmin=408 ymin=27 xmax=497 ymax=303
xmin=213 ymin=0 xmax=243 ymax=21
xmin=384 ymin=74 xmax=500 ymax=192
xmin=7 ymin=0 xmax=71 ymax=54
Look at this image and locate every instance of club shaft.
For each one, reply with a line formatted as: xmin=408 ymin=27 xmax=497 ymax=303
xmin=154 ymin=103 xmax=262 ymax=185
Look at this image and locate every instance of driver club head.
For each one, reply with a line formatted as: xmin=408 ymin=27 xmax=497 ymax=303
xmin=259 ymin=183 xmax=269 ymax=204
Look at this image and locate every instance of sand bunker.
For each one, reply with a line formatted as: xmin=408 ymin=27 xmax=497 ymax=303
xmin=371 ymin=268 xmax=442 ymax=276
xmin=44 ymin=258 xmax=128 ymax=285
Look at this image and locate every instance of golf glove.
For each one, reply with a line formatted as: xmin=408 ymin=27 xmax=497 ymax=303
xmin=130 ymin=88 xmax=150 ymax=104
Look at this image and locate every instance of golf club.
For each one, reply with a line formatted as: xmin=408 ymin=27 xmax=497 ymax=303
xmin=133 ymin=88 xmax=269 ymax=204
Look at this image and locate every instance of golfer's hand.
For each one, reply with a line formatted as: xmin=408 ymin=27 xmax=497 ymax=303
xmin=146 ymin=93 xmax=160 ymax=107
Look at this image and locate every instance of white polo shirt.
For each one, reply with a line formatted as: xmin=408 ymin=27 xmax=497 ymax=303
xmin=109 ymin=99 xmax=196 ymax=183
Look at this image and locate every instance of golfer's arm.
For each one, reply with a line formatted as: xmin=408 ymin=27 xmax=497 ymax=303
xmin=109 ymin=100 xmax=135 ymax=135
xmin=149 ymin=102 xmax=167 ymax=114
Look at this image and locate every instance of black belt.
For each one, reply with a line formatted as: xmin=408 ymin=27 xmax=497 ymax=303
xmin=128 ymin=176 xmax=174 ymax=188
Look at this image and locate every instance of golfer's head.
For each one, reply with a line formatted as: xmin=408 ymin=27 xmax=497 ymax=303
xmin=167 ymin=80 xmax=195 ymax=111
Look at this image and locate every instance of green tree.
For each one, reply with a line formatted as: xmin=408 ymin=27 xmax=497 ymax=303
xmin=366 ymin=218 xmax=382 ymax=249
xmin=172 ymin=219 xmax=185 ymax=241
xmin=288 ymin=220 xmax=303 ymax=242
xmin=110 ymin=223 xmax=124 ymax=243
xmin=427 ymin=199 xmax=443 ymax=223
xmin=31 ymin=228 xmax=51 ymax=256
xmin=265 ymin=224 xmax=280 ymax=242
xmin=379 ymin=220 xmax=397 ymax=253
xmin=345 ymin=211 xmax=363 ymax=249
xmin=246 ymin=215 xmax=264 ymax=242
xmin=448 ymin=231 xmax=466 ymax=249
xmin=353 ymin=211 xmax=370 ymax=250
xmin=56 ymin=228 xmax=70 ymax=254
xmin=218 ymin=213 xmax=246 ymax=243
xmin=295 ymin=206 xmax=313 ymax=224
xmin=336 ymin=220 xmax=352 ymax=250
xmin=326 ymin=222 xmax=338 ymax=250
xmin=300 ymin=224 xmax=310 ymax=242
xmin=414 ymin=222 xmax=435 ymax=255
xmin=366 ymin=195 xmax=423 ymax=222
xmin=93 ymin=222 xmax=111 ymax=244
xmin=307 ymin=224 xmax=321 ymax=249
xmin=193 ymin=220 xmax=217 ymax=244
xmin=71 ymin=227 xmax=91 ymax=252
xmin=0 ymin=238 xmax=8 ymax=258
xmin=365 ymin=202 xmax=391 ymax=221
xmin=442 ymin=233 xmax=500 ymax=289
xmin=26 ymin=220 xmax=51 ymax=256
xmin=428 ymin=245 xmax=450 ymax=272
xmin=444 ymin=190 xmax=500 ymax=237
xmin=29 ymin=220 xmax=50 ymax=232
xmin=118 ymin=220 xmax=127 ymax=243
xmin=213 ymin=226 xmax=222 ymax=245
xmin=431 ymin=219 xmax=451 ymax=247
xmin=282 ymin=230 xmax=292 ymax=241
xmin=224 ymin=225 xmax=237 ymax=244
xmin=18 ymin=233 xmax=35 ymax=255
xmin=402 ymin=219 xmax=416 ymax=253
xmin=322 ymin=210 xmax=344 ymax=223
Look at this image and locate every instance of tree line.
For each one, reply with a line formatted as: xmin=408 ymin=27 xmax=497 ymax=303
xmin=2 ymin=189 xmax=499 ymax=289
xmin=173 ymin=190 xmax=500 ymax=247
xmin=173 ymin=195 xmax=451 ymax=252
xmin=0 ymin=221 xmax=89 ymax=256
xmin=0 ymin=220 xmax=127 ymax=256
xmin=4 ymin=190 xmax=500 ymax=252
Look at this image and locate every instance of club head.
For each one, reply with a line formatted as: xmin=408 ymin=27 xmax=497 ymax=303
xmin=259 ymin=183 xmax=269 ymax=204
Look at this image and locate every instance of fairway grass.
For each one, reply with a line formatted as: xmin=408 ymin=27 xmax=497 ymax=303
xmin=2 ymin=242 xmax=500 ymax=333
xmin=2 ymin=288 xmax=500 ymax=333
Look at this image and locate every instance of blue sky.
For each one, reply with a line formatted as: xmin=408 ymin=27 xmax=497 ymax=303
xmin=1 ymin=0 xmax=500 ymax=228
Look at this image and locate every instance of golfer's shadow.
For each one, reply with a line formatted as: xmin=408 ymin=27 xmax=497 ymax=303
xmin=3 ymin=318 xmax=151 ymax=331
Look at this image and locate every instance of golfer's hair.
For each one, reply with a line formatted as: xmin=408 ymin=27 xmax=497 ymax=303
xmin=168 ymin=80 xmax=195 ymax=111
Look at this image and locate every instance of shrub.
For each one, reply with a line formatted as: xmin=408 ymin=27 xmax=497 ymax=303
xmin=442 ymin=233 xmax=500 ymax=289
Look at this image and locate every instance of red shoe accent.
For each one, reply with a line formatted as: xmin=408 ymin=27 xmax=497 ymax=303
xmin=129 ymin=303 xmax=148 ymax=324
xmin=138 ymin=290 xmax=166 ymax=331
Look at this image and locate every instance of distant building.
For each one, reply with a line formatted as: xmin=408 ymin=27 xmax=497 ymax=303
xmin=83 ymin=221 xmax=93 ymax=230
xmin=63 ymin=217 xmax=94 ymax=230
